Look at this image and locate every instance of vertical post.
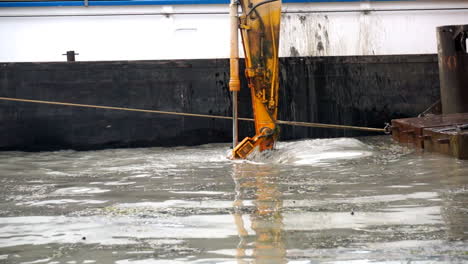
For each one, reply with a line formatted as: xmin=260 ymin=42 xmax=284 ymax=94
xmin=232 ymin=91 xmax=238 ymax=148
xmin=229 ymin=0 xmax=240 ymax=149
xmin=437 ymin=24 xmax=468 ymax=114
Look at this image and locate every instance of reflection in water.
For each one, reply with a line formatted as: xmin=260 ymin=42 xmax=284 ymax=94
xmin=232 ymin=163 xmax=286 ymax=264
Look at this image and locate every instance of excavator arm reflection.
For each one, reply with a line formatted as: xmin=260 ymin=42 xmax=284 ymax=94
xmin=232 ymin=163 xmax=286 ymax=263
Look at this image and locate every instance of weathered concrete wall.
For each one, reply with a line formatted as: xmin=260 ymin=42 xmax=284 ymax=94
xmin=0 ymin=55 xmax=440 ymax=151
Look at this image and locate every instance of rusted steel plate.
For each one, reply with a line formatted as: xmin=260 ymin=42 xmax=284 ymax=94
xmin=391 ymin=113 xmax=468 ymax=148
xmin=423 ymin=125 xmax=468 ymax=160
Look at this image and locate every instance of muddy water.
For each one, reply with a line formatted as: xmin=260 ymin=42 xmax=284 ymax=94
xmin=0 ymin=136 xmax=467 ymax=263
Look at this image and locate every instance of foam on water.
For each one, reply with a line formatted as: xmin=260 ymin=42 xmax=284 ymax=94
xmin=243 ymin=138 xmax=374 ymax=165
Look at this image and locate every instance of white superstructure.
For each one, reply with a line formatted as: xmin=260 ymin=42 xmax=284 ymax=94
xmin=0 ymin=0 xmax=467 ymax=62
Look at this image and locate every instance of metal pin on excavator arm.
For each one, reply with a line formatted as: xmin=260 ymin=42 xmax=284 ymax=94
xmin=230 ymin=0 xmax=281 ymax=159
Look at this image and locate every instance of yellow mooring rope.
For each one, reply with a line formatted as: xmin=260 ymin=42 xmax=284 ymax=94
xmin=0 ymin=96 xmax=386 ymax=133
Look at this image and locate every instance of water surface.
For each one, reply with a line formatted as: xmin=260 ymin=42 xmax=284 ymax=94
xmin=0 ymin=136 xmax=467 ymax=263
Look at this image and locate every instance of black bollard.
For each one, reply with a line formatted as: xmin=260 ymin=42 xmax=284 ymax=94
xmin=63 ymin=50 xmax=79 ymax=62
xmin=436 ymin=25 xmax=468 ymax=114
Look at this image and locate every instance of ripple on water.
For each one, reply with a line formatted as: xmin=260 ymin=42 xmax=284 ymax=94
xmin=0 ymin=214 xmax=238 ymax=248
xmin=16 ymin=199 xmax=108 ymax=206
xmin=52 ymin=187 xmax=110 ymax=195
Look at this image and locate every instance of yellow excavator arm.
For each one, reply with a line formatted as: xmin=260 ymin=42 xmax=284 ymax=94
xmin=230 ymin=0 xmax=282 ymax=159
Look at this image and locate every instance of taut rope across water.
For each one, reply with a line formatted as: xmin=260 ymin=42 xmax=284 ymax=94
xmin=0 ymin=96 xmax=386 ymax=133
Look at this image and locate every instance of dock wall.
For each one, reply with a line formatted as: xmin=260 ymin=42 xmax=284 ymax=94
xmin=0 ymin=55 xmax=440 ymax=151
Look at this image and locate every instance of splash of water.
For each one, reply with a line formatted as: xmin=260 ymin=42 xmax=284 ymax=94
xmin=243 ymin=138 xmax=375 ymax=165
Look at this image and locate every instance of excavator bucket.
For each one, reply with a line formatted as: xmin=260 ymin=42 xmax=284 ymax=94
xmin=232 ymin=0 xmax=282 ymax=159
